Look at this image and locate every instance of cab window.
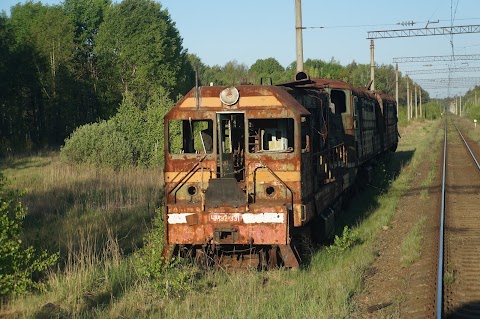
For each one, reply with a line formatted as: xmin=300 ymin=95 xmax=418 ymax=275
xmin=168 ymin=119 xmax=213 ymax=154
xmin=248 ymin=118 xmax=294 ymax=153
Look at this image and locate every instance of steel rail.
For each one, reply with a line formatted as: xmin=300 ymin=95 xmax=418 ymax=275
xmin=454 ymin=124 xmax=480 ymax=170
xmin=436 ymin=120 xmax=447 ymax=319
xmin=436 ymin=122 xmax=480 ymax=319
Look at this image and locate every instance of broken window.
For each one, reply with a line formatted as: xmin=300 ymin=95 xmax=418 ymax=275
xmin=330 ymin=89 xmax=347 ymax=114
xmin=248 ymin=118 xmax=294 ymax=153
xmin=301 ymin=116 xmax=310 ymax=153
xmin=168 ymin=119 xmax=213 ymax=154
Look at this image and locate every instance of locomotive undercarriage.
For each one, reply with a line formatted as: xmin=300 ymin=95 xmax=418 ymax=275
xmin=166 ymin=195 xmax=346 ymax=270
xmin=174 ymin=244 xmax=286 ymax=270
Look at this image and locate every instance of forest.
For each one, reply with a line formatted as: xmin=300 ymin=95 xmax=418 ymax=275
xmin=0 ymin=0 xmax=429 ymax=161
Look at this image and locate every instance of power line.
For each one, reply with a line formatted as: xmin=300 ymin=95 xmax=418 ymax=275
xmin=405 ymin=67 xmax=480 ymax=75
xmin=303 ymin=17 xmax=480 ymax=30
xmin=393 ymin=54 xmax=480 ymax=63
xmin=367 ymin=24 xmax=480 ymax=39
xmin=413 ymin=77 xmax=480 ymax=83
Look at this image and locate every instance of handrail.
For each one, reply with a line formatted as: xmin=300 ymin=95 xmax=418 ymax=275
xmin=313 ymin=143 xmax=348 ymax=181
xmin=252 ymin=163 xmax=294 ymax=209
xmin=167 ymin=155 xmax=207 ymax=196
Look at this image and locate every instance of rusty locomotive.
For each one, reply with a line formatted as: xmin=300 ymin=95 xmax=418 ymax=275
xmin=162 ymin=72 xmax=398 ymax=268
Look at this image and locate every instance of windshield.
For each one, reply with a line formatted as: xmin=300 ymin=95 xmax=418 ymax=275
xmin=248 ymin=118 xmax=294 ymax=153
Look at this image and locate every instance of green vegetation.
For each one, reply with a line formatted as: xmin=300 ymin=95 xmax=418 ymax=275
xmin=0 ymin=0 xmax=191 ymax=156
xmin=400 ymin=216 xmax=427 ymax=268
xmin=326 ymin=226 xmax=360 ymax=256
xmin=0 ymin=173 xmax=57 ymax=298
xmin=1 ymin=0 xmax=433 ymax=160
xmin=0 ymin=119 xmax=441 ymax=318
xmin=444 ymin=269 xmax=456 ymax=286
xmin=61 ymin=91 xmax=172 ymax=168
xmin=460 ymin=86 xmax=480 ymax=124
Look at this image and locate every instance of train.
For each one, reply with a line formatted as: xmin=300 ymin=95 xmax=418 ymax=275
xmin=162 ymin=71 xmax=398 ymax=268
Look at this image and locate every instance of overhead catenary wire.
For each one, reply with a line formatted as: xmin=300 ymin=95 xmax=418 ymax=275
xmin=303 ymin=17 xmax=480 ymax=30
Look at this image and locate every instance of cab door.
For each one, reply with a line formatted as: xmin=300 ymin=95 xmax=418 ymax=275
xmin=217 ymin=113 xmax=245 ymax=179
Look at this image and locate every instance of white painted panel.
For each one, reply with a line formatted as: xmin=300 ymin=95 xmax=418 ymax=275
xmin=167 ymin=213 xmax=195 ymax=224
xmin=242 ymin=213 xmax=284 ymax=224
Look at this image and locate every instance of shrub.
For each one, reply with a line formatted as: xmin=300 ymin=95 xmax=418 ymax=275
xmin=326 ymin=226 xmax=360 ymax=256
xmin=61 ymin=89 xmax=174 ymax=168
xmin=0 ymin=174 xmax=58 ymax=298
xmin=61 ymin=121 xmax=134 ymax=170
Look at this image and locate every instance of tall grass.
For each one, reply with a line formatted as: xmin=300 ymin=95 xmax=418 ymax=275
xmin=1 ymin=154 xmax=163 ymax=318
xmin=1 ymin=154 xmax=163 ymax=255
xmin=1 ymin=120 xmax=441 ymax=318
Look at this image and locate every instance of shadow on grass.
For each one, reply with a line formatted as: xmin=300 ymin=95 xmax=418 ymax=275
xmin=0 ymin=154 xmax=53 ymax=170
xmin=20 ymin=179 xmax=162 ymax=261
xmin=298 ymin=149 xmax=416 ymax=267
xmin=340 ymin=150 xmax=415 ymax=226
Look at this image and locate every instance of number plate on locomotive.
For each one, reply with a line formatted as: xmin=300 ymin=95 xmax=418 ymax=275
xmin=209 ymin=213 xmax=242 ymax=223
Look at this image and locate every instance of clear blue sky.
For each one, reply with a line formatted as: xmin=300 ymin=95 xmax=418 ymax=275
xmin=2 ymin=0 xmax=480 ymax=97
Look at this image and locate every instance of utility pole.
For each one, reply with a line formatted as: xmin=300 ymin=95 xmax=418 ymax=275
xmin=460 ymin=96 xmax=462 ymax=116
xmin=420 ymin=89 xmax=422 ymax=118
xmin=295 ymin=0 xmax=304 ymax=72
xmin=411 ymin=90 xmax=414 ymax=119
xmin=407 ymin=75 xmax=410 ymax=121
xmin=415 ymin=85 xmax=418 ymax=118
xmin=370 ymin=39 xmax=375 ymax=90
xmin=395 ymin=63 xmax=399 ymax=115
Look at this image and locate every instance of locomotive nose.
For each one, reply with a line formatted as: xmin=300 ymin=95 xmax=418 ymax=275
xmin=204 ymin=178 xmax=245 ymax=208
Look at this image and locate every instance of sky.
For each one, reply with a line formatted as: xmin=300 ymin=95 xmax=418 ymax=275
xmin=1 ymin=0 xmax=480 ymax=98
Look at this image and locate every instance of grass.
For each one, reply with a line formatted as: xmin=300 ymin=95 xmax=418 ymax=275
xmin=0 ymin=119 xmax=442 ymax=318
xmin=444 ymin=270 xmax=456 ymax=286
xmin=0 ymin=154 xmax=162 ymax=317
xmin=400 ymin=123 xmax=442 ymax=267
xmin=400 ymin=215 xmax=427 ymax=268
xmin=1 ymin=154 xmax=162 ymax=255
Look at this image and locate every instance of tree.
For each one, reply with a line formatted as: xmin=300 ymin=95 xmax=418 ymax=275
xmin=30 ymin=6 xmax=76 ymax=143
xmin=0 ymin=14 xmax=15 ymax=153
xmin=374 ymin=64 xmax=396 ymax=95
xmin=6 ymin=2 xmax=77 ymax=147
xmin=95 ymin=0 xmax=192 ymax=106
xmin=249 ymin=57 xmax=286 ymax=84
xmin=63 ymin=0 xmax=112 ymax=122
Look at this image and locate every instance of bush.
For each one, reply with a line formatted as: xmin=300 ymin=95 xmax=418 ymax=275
xmin=61 ymin=89 xmax=173 ymax=169
xmin=0 ymin=174 xmax=58 ymax=298
xmin=326 ymin=226 xmax=360 ymax=256
xmin=61 ymin=121 xmax=134 ymax=170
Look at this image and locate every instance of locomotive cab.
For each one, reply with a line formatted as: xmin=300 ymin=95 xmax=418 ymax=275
xmin=163 ymin=85 xmax=309 ymax=267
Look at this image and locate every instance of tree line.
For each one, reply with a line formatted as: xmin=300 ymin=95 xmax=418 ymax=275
xmin=0 ymin=0 xmax=426 ymax=158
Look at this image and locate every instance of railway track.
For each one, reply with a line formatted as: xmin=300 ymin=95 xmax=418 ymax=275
xmin=437 ymin=120 xmax=480 ymax=318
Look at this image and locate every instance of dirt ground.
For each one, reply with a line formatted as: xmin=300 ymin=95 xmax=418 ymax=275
xmin=354 ymin=121 xmax=442 ymax=318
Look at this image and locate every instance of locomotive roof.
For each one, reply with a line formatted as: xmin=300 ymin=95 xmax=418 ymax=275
xmin=279 ymin=77 xmax=396 ymax=103
xmin=164 ymin=85 xmax=311 ymax=119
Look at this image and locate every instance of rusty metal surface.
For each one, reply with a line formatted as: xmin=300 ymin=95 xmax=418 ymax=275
xmin=163 ymin=76 xmax=398 ymax=268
